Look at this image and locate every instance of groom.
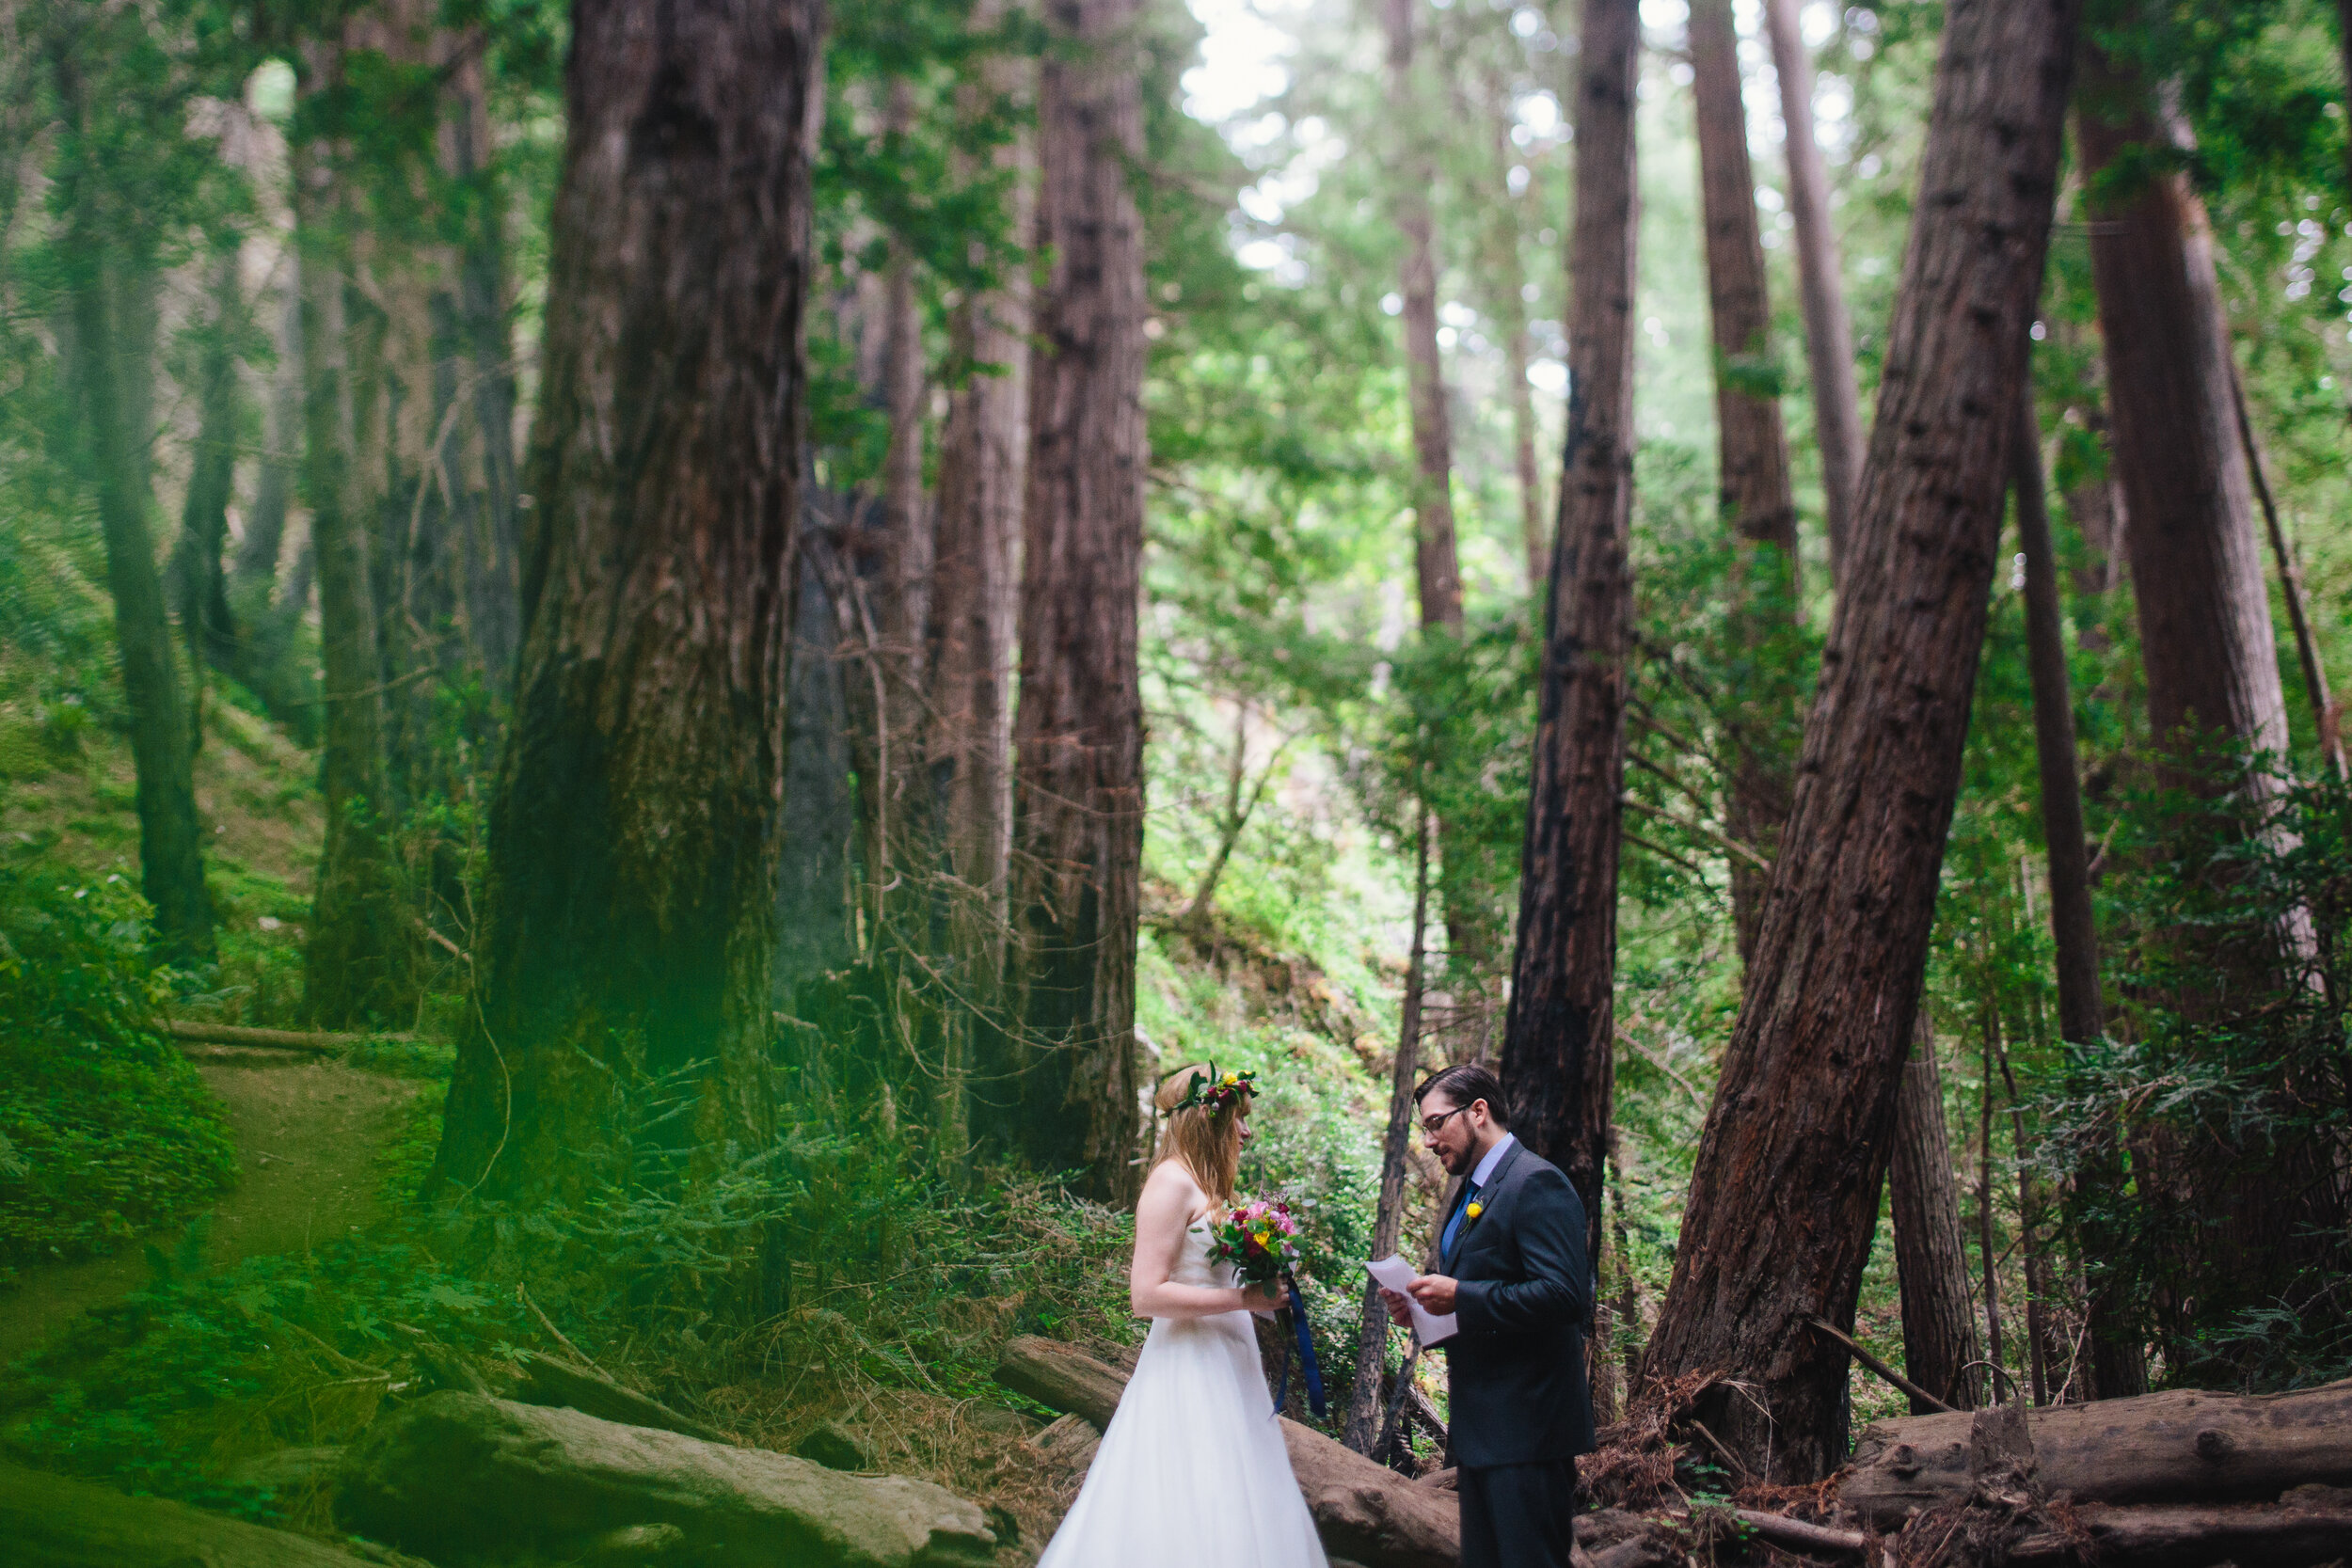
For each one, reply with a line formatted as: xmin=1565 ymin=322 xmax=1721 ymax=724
xmin=1380 ymin=1063 xmax=1594 ymax=1568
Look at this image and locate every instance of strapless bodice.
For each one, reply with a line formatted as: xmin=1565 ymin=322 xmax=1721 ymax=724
xmin=1173 ymin=1219 xmax=1237 ymax=1290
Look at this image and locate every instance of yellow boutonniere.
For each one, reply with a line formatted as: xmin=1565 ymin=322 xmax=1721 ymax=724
xmin=1465 ymin=1201 xmax=1484 ymax=1221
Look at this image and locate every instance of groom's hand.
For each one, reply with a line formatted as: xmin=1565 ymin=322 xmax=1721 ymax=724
xmin=1407 ymin=1275 xmax=1458 ymax=1314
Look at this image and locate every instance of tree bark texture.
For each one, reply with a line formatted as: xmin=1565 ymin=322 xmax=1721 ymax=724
xmin=428 ymin=0 xmax=821 ymax=1204
xmin=774 ymin=543 xmax=858 ymax=1005
xmin=1499 ymin=0 xmax=1639 ymax=1282
xmin=931 ymin=9 xmax=1030 ymax=942
xmin=2077 ymin=52 xmax=2291 ymax=782
xmin=1637 ymin=0 xmax=2076 ymax=1483
xmin=1890 ymin=1018 xmax=1980 ymax=1413
xmin=1690 ymin=0 xmax=1801 ymax=968
xmin=995 ymin=0 xmax=1149 ymax=1203
xmin=1383 ymin=0 xmax=1464 ymax=634
xmin=295 ymin=39 xmax=411 ymax=1028
xmin=2077 ymin=41 xmax=2327 ymax=1323
xmin=2013 ymin=391 xmax=2143 ymax=1399
xmin=56 ymin=49 xmax=213 ymax=966
xmin=1346 ymin=804 xmax=1431 ymax=1453
xmin=1842 ymin=1379 xmax=2352 ymax=1524
xmin=1763 ymin=0 xmax=1865 ymax=591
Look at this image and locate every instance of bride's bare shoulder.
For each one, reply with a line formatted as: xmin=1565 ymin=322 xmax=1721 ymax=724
xmin=1138 ymin=1160 xmax=1209 ymax=1223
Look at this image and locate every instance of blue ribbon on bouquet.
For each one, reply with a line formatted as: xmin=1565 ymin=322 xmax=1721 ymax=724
xmin=1271 ymin=1275 xmax=1327 ymax=1420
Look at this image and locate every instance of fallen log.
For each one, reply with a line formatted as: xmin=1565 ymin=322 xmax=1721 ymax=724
xmin=162 ymin=1020 xmax=413 ymax=1054
xmin=512 ymin=1348 xmax=732 ymax=1444
xmin=996 ymin=1335 xmax=1460 ymax=1568
xmin=0 ymin=1460 xmax=390 ymax=1566
xmin=2010 ymin=1493 xmax=2352 ymax=1568
xmin=1728 ymin=1509 xmax=1867 ymax=1555
xmin=340 ymin=1390 xmax=994 ymax=1568
xmin=1843 ymin=1378 xmax=2352 ymax=1528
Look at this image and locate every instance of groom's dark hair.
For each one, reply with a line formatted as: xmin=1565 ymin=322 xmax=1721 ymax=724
xmin=1413 ymin=1063 xmax=1510 ymax=1127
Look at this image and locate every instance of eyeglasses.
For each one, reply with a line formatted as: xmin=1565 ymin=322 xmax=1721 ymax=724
xmin=1420 ymin=1104 xmax=1472 ymax=1138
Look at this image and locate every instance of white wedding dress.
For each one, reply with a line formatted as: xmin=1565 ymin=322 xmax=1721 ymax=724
xmin=1035 ymin=1217 xmax=1329 ymax=1567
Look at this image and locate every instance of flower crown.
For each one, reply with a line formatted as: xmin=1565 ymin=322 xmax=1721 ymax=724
xmin=1168 ymin=1066 xmax=1256 ymax=1116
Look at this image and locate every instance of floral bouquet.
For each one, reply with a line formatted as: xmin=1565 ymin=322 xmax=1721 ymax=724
xmin=1206 ymin=1196 xmax=1304 ymax=1289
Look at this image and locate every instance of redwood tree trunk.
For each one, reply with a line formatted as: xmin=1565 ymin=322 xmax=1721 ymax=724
xmin=56 ymin=47 xmax=212 ymax=966
xmin=1890 ymin=1019 xmax=1980 ymax=1412
xmin=995 ymin=0 xmax=1148 ymax=1203
xmin=1691 ymin=0 xmax=1801 ymax=968
xmin=1763 ymin=0 xmax=1865 ymax=590
xmin=931 ymin=8 xmax=1029 ymax=932
xmin=1477 ymin=62 xmax=1547 ymax=595
xmin=1383 ymin=0 xmax=1463 ymax=634
xmin=2077 ymin=41 xmax=2322 ymax=1320
xmin=2012 ymin=388 xmax=2143 ymax=1399
xmin=296 ymin=37 xmax=411 ymax=1027
xmin=1499 ymin=0 xmax=1639 ymax=1281
xmin=170 ymin=247 xmax=245 ymax=699
xmin=1637 ymin=0 xmax=2076 ymax=1483
xmin=929 ymin=10 xmax=1031 ymax=1166
xmin=2078 ymin=53 xmax=2291 ymax=781
xmin=426 ymin=0 xmax=820 ymax=1206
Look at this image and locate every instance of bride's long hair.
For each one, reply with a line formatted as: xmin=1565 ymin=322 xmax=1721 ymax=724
xmin=1152 ymin=1062 xmax=1250 ymax=1207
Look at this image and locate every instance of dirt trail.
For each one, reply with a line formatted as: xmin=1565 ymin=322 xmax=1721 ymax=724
xmin=0 ymin=1052 xmax=421 ymax=1362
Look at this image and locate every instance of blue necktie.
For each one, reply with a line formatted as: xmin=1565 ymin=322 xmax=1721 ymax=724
xmin=1441 ymin=1180 xmax=1480 ymax=1267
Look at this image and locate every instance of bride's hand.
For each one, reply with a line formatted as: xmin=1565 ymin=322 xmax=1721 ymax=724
xmin=1240 ymin=1279 xmax=1286 ymax=1315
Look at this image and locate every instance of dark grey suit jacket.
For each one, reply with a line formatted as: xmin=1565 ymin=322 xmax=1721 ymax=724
xmin=1441 ymin=1138 xmax=1597 ymax=1467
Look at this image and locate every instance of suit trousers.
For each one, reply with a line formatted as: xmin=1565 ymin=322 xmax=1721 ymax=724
xmin=1457 ymin=1456 xmax=1578 ymax=1568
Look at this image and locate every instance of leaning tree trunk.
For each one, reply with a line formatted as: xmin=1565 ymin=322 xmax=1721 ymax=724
xmin=1890 ymin=1017 xmax=1980 ymax=1413
xmin=2012 ymin=387 xmax=2143 ymax=1400
xmin=2076 ymin=39 xmax=2327 ymax=1325
xmin=425 ymin=0 xmax=821 ymax=1212
xmin=295 ymin=37 xmax=412 ymax=1028
xmin=1498 ymin=0 xmax=1639 ymax=1283
xmin=2232 ymin=365 xmax=2344 ymax=778
xmin=994 ymin=0 xmax=1149 ymax=1204
xmin=1637 ymin=0 xmax=2076 ymax=1484
xmin=1763 ymin=0 xmax=1865 ymax=592
xmin=56 ymin=52 xmax=213 ymax=967
xmin=1690 ymin=0 xmax=1802 ymax=969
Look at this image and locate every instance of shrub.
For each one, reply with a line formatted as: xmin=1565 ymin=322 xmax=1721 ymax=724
xmin=0 ymin=863 xmax=236 ymax=1275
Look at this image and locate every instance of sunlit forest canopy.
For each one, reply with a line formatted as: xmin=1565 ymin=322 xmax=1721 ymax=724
xmin=5 ymin=0 xmax=2352 ymax=1561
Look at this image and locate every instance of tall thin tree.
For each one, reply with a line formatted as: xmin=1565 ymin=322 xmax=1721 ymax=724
xmin=427 ymin=0 xmax=822 ymax=1207
xmin=1762 ymin=0 xmax=1864 ymax=590
xmin=295 ymin=30 xmax=411 ymax=1027
xmin=995 ymin=0 xmax=1151 ymax=1203
xmin=1498 ymin=0 xmax=1639 ymax=1284
xmin=1638 ymin=0 xmax=2077 ymax=1482
xmin=2077 ymin=37 xmax=2325 ymax=1324
xmin=52 ymin=35 xmax=213 ymax=966
xmin=1889 ymin=1018 xmax=1980 ymax=1411
xmin=1690 ymin=0 xmax=1801 ymax=966
xmin=2012 ymin=387 xmax=2143 ymax=1398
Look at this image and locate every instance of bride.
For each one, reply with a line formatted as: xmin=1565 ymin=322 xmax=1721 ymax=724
xmin=1035 ymin=1063 xmax=1329 ymax=1567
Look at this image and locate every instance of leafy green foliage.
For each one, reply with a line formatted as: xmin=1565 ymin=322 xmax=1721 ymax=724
xmin=0 ymin=864 xmax=235 ymax=1277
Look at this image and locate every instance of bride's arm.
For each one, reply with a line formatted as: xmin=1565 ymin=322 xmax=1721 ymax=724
xmin=1128 ymin=1165 xmax=1281 ymax=1320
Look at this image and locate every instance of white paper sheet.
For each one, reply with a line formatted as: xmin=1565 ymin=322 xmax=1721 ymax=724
xmin=1366 ymin=1253 xmax=1459 ymax=1346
